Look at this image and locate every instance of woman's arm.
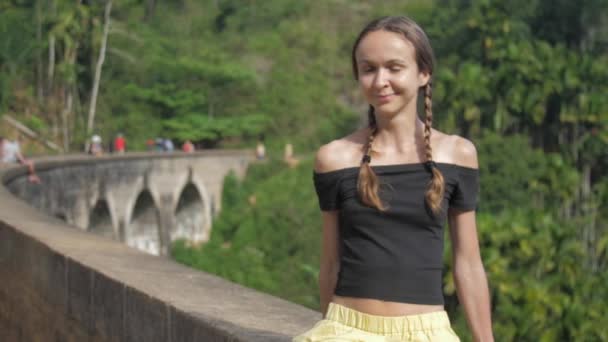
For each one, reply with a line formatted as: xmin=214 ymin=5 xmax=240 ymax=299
xmin=318 ymin=211 xmax=340 ymax=317
xmin=447 ymin=136 xmax=493 ymax=341
xmin=313 ymin=141 xmax=346 ymax=317
xmin=448 ymin=209 xmax=494 ymax=342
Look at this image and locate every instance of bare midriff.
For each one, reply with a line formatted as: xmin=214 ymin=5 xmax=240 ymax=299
xmin=332 ymin=295 xmax=444 ymax=316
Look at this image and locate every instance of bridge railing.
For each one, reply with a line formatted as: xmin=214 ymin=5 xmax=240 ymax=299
xmin=0 ymin=152 xmax=319 ymax=342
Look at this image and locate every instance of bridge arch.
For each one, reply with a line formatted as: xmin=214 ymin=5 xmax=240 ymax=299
xmin=173 ymin=182 xmax=207 ymax=243
xmin=127 ymin=189 xmax=161 ymax=255
xmin=88 ymin=199 xmax=114 ymax=239
xmin=172 ymin=173 xmax=212 ymax=242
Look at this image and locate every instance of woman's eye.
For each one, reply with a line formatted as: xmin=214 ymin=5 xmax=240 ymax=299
xmin=389 ymin=66 xmax=402 ymax=72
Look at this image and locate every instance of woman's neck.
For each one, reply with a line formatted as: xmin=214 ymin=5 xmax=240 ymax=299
xmin=372 ymin=110 xmax=426 ymax=153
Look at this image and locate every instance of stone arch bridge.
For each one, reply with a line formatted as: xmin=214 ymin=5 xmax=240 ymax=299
xmin=5 ymin=150 xmax=251 ymax=256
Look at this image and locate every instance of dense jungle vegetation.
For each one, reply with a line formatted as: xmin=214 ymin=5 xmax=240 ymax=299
xmin=1 ymin=0 xmax=607 ymax=340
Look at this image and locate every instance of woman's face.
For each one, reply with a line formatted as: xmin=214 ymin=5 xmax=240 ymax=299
xmin=355 ymin=30 xmax=429 ymax=116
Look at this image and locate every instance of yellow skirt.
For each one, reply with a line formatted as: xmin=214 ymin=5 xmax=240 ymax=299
xmin=293 ymin=303 xmax=460 ymax=342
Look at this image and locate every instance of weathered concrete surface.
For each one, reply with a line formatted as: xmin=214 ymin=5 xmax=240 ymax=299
xmin=0 ymin=153 xmax=320 ymax=342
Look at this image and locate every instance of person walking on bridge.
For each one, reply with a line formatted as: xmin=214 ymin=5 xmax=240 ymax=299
xmin=114 ymin=133 xmax=126 ymax=154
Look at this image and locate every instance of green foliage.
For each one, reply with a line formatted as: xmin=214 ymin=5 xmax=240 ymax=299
xmin=446 ymin=209 xmax=608 ymax=341
xmin=0 ymin=5 xmax=36 ymax=111
xmin=23 ymin=115 xmax=47 ymax=133
xmin=106 ymin=28 xmax=263 ymax=145
xmin=163 ymin=114 xmax=269 ymax=147
xmin=173 ymin=158 xmax=322 ymax=307
xmin=1 ymin=0 xmax=606 ymax=155
xmin=0 ymin=7 xmax=36 ymax=73
xmin=427 ymin=0 xmax=608 ymax=154
xmin=476 ymin=132 xmax=579 ymax=212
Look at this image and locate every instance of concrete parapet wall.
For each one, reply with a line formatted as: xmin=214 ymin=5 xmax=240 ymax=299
xmin=0 ymin=152 xmax=319 ymax=341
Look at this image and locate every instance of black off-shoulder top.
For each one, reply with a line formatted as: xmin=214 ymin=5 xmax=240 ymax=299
xmin=313 ymin=162 xmax=479 ymax=305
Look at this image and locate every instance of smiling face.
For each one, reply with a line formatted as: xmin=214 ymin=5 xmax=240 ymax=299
xmin=355 ymin=30 xmax=430 ymax=117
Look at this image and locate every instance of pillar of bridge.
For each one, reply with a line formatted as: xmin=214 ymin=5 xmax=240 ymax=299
xmin=157 ymin=193 xmax=174 ymax=256
xmin=190 ymin=159 xmax=224 ymax=218
xmin=147 ymin=159 xmax=190 ymax=256
xmin=107 ymin=177 xmax=144 ymax=244
xmin=71 ymin=195 xmax=90 ymax=230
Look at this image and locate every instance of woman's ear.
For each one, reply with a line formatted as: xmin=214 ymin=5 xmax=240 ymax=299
xmin=418 ymin=71 xmax=431 ymax=87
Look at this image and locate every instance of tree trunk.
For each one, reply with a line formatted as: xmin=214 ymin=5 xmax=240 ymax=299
xmin=52 ymin=83 xmax=63 ymax=140
xmin=144 ymin=0 xmax=156 ymax=22
xmin=63 ymin=40 xmax=78 ymax=153
xmin=36 ymin=0 xmax=44 ymax=103
xmin=62 ymin=88 xmax=72 ymax=152
xmin=47 ymin=0 xmax=56 ymax=94
xmin=580 ymin=162 xmax=599 ymax=272
xmin=47 ymin=36 xmax=55 ymax=92
xmin=1 ymin=115 xmax=62 ymax=152
xmin=86 ymin=0 xmax=112 ymax=136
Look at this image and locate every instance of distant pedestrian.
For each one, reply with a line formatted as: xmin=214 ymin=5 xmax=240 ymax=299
xmin=182 ymin=140 xmax=194 ymax=153
xmin=163 ymin=138 xmax=174 ymax=152
xmin=256 ymin=138 xmax=266 ymax=160
xmin=146 ymin=138 xmax=155 ymax=151
xmin=284 ymin=142 xmax=299 ymax=168
xmin=284 ymin=143 xmax=293 ymax=160
xmin=114 ymin=133 xmax=126 ymax=154
xmin=0 ymin=136 xmax=41 ymax=183
xmin=155 ymin=138 xmax=164 ymax=152
xmin=90 ymin=134 xmax=103 ymax=156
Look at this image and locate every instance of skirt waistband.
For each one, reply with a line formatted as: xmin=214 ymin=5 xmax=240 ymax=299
xmin=325 ymin=302 xmax=452 ymax=334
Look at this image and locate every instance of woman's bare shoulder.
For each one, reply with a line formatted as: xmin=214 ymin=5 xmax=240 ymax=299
xmin=430 ymin=129 xmax=478 ymax=169
xmin=314 ymin=128 xmax=369 ymax=173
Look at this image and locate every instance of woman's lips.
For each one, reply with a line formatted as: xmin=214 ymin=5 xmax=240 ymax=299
xmin=377 ymin=94 xmax=394 ymax=103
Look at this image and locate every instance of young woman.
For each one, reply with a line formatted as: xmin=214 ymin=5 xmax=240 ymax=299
xmin=294 ymin=16 xmax=494 ymax=341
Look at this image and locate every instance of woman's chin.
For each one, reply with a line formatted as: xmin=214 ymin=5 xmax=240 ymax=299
xmin=374 ymin=104 xmax=401 ymax=116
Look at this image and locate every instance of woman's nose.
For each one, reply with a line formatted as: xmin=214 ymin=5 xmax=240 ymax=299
xmin=372 ymin=69 xmax=389 ymax=89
